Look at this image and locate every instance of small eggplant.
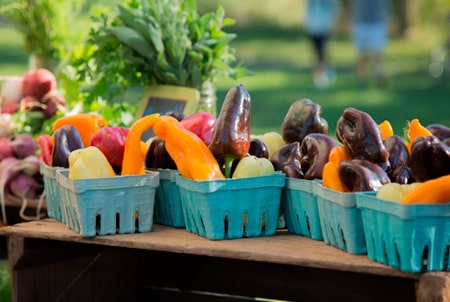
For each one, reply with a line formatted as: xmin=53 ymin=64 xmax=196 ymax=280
xmin=409 ymin=135 xmax=450 ymax=182
xmin=300 ymin=133 xmax=338 ymax=180
xmin=383 ymin=135 xmax=414 ymax=184
xmin=339 ymin=159 xmax=391 ymax=192
xmin=281 ymin=99 xmax=328 ymax=144
xmin=145 ymin=137 xmax=177 ymax=170
xmin=270 ymin=142 xmax=303 ymax=178
xmin=209 ymin=84 xmax=251 ymax=178
xmin=336 ymin=107 xmax=390 ymax=171
xmin=248 ymin=137 xmax=269 ymax=159
xmin=51 ymin=125 xmax=84 ymax=168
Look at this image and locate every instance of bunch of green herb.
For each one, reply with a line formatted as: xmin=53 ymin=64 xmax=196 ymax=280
xmin=76 ymin=0 xmax=250 ymax=105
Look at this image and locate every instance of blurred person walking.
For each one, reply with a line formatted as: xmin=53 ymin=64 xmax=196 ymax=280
xmin=350 ymin=0 xmax=391 ymax=87
xmin=303 ymin=0 xmax=341 ymax=88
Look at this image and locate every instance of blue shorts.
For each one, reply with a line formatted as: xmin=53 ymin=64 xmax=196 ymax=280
xmin=352 ymin=22 xmax=387 ymax=53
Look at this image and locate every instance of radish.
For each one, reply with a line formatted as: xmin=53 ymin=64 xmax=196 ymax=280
xmin=41 ymin=93 xmax=66 ymax=118
xmin=10 ymin=133 xmax=37 ymax=159
xmin=9 ymin=173 xmax=39 ymax=199
xmin=0 ymin=137 xmax=13 ymax=160
xmin=22 ymin=68 xmax=57 ymax=100
xmin=0 ymin=157 xmax=21 ymax=225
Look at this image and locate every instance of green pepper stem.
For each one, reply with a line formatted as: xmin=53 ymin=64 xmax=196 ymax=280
xmin=224 ymin=155 xmax=235 ymax=178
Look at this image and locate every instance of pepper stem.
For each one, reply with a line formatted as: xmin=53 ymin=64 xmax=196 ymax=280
xmin=224 ymin=155 xmax=235 ymax=178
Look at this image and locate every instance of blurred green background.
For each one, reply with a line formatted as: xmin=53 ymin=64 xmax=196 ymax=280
xmin=0 ymin=0 xmax=449 ymax=137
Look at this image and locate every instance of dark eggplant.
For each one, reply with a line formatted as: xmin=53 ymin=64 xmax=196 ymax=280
xmin=51 ymin=125 xmax=84 ymax=168
xmin=339 ymin=159 xmax=391 ymax=192
xmin=270 ymin=142 xmax=303 ymax=178
xmin=281 ymin=99 xmax=328 ymax=144
xmin=383 ymin=135 xmax=414 ymax=184
xmin=336 ymin=107 xmax=390 ymax=171
xmin=409 ymin=135 xmax=450 ymax=182
xmin=300 ymin=133 xmax=338 ymax=180
xmin=209 ymin=84 xmax=251 ymax=177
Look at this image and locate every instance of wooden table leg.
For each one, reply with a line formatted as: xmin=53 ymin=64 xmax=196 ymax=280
xmin=416 ymin=272 xmax=450 ymax=302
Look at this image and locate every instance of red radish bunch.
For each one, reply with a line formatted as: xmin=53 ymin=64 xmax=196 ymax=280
xmin=0 ymin=68 xmax=66 ymax=119
xmin=0 ymin=133 xmax=44 ymax=224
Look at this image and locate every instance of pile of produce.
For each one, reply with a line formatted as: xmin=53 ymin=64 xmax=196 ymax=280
xmin=0 ymin=133 xmax=44 ymax=225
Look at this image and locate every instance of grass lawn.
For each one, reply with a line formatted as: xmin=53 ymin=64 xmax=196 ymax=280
xmin=1 ymin=22 xmax=449 ymax=138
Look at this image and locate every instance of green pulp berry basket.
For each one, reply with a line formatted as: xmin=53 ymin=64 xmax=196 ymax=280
xmin=281 ymin=178 xmax=323 ymax=240
xmin=56 ymin=170 xmax=159 ymax=237
xmin=152 ymin=169 xmax=185 ymax=228
xmin=176 ymin=172 xmax=286 ymax=240
xmin=40 ymin=162 xmax=67 ymax=223
xmin=314 ymin=182 xmax=366 ymax=254
xmin=357 ymin=192 xmax=450 ymax=273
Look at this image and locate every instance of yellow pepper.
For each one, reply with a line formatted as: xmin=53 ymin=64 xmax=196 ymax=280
xmin=69 ymin=146 xmax=116 ymax=179
xmin=53 ymin=113 xmax=109 ymax=147
xmin=402 ymin=174 xmax=450 ymax=204
xmin=322 ymin=145 xmax=350 ymax=192
xmin=153 ymin=115 xmax=225 ymax=180
xmin=121 ymin=114 xmax=160 ymax=176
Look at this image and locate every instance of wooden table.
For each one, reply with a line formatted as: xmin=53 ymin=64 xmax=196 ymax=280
xmin=1 ymin=219 xmax=449 ymax=302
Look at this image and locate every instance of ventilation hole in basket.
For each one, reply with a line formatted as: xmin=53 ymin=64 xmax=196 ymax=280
xmin=224 ymin=215 xmax=229 ymax=236
xmin=381 ymin=237 xmax=387 ymax=262
xmin=394 ymin=242 xmax=401 ymax=268
xmin=261 ymin=212 xmax=266 ymax=232
xmin=242 ymin=212 xmax=248 ymax=235
xmin=135 ymin=211 xmax=140 ymax=229
xmin=340 ymin=227 xmax=347 ymax=250
xmin=95 ymin=214 xmax=101 ymax=234
xmin=116 ymin=212 xmax=121 ymax=231
xmin=305 ymin=215 xmax=311 ymax=235
xmin=444 ymin=245 xmax=450 ymax=269
xmin=421 ymin=246 xmax=429 ymax=272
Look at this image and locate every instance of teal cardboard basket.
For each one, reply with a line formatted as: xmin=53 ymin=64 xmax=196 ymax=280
xmin=152 ymin=169 xmax=185 ymax=228
xmin=176 ymin=172 xmax=286 ymax=240
xmin=40 ymin=162 xmax=67 ymax=223
xmin=357 ymin=192 xmax=450 ymax=273
xmin=314 ymin=182 xmax=366 ymax=254
xmin=56 ymin=170 xmax=159 ymax=237
xmin=281 ymin=178 xmax=322 ymax=240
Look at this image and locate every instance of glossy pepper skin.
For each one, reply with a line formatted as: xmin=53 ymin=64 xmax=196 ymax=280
xmin=409 ymin=135 xmax=450 ymax=182
xmin=402 ymin=174 xmax=450 ymax=204
xmin=209 ymin=85 xmax=251 ymax=178
xmin=270 ymin=142 xmax=303 ymax=178
xmin=426 ymin=124 xmax=450 ymax=146
xmin=53 ymin=113 xmax=108 ymax=147
xmin=336 ymin=107 xmax=390 ymax=171
xmin=37 ymin=134 xmax=53 ymax=166
xmin=322 ymin=145 xmax=351 ymax=192
xmin=145 ymin=137 xmax=177 ymax=170
xmin=153 ymin=115 xmax=225 ymax=180
xmin=383 ymin=135 xmax=414 ymax=184
xmin=300 ymin=133 xmax=338 ymax=180
xmin=248 ymin=137 xmax=269 ymax=159
xmin=89 ymin=126 xmax=129 ymax=170
xmin=180 ymin=112 xmax=216 ymax=146
xmin=68 ymin=146 xmax=116 ymax=180
xmin=51 ymin=125 xmax=84 ymax=168
xmin=232 ymin=155 xmax=275 ymax=179
xmin=339 ymin=159 xmax=391 ymax=192
xmin=281 ymin=99 xmax=328 ymax=144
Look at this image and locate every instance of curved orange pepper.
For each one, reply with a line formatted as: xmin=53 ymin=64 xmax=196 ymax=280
xmin=53 ymin=113 xmax=108 ymax=147
xmin=322 ymin=145 xmax=350 ymax=192
xmin=378 ymin=120 xmax=394 ymax=140
xmin=121 ymin=114 xmax=160 ymax=176
xmin=402 ymin=174 xmax=450 ymax=204
xmin=153 ymin=115 xmax=225 ymax=180
xmin=405 ymin=118 xmax=433 ymax=153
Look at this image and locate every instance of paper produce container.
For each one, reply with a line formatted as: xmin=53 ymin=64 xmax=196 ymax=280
xmin=176 ymin=172 xmax=286 ymax=240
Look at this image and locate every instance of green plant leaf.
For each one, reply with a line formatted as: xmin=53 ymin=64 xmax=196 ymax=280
xmin=109 ymin=26 xmax=154 ymax=59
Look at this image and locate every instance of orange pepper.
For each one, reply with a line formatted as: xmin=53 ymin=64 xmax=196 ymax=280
xmin=53 ymin=113 xmax=108 ymax=147
xmin=153 ymin=115 xmax=225 ymax=180
xmin=322 ymin=145 xmax=351 ymax=192
xmin=402 ymin=174 xmax=450 ymax=204
xmin=404 ymin=118 xmax=433 ymax=153
xmin=121 ymin=114 xmax=160 ymax=176
xmin=378 ymin=120 xmax=394 ymax=140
